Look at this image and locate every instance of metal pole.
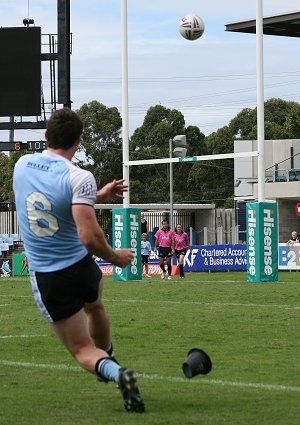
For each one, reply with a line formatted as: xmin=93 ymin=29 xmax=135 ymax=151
xmin=9 ymin=117 xmax=14 ymax=142
xmin=169 ymin=139 xmax=173 ymax=229
xmin=121 ymin=0 xmax=130 ymax=207
xmin=256 ymin=0 xmax=265 ymax=202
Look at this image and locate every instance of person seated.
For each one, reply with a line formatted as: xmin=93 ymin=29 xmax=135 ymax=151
xmin=286 ymin=231 xmax=300 ymax=245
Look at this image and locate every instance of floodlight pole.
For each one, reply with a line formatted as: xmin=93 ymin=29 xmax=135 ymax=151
xmin=256 ymin=0 xmax=265 ymax=202
xmin=169 ymin=139 xmax=174 ymax=229
xmin=121 ymin=0 xmax=130 ymax=207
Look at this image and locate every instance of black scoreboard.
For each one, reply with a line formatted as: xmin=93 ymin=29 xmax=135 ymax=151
xmin=0 ymin=141 xmax=46 ymax=151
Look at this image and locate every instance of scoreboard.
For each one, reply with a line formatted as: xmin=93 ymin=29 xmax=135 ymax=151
xmin=0 ymin=141 xmax=46 ymax=151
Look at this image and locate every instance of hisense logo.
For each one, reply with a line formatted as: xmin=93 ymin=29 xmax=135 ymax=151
xmin=263 ymin=209 xmax=275 ymax=275
xmin=114 ymin=214 xmax=123 ymax=275
xmin=129 ymin=214 xmax=139 ymax=275
xmin=248 ymin=209 xmax=256 ymax=276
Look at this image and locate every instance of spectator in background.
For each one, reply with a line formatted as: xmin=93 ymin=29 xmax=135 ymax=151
xmin=154 ymin=219 xmax=175 ymax=280
xmin=173 ymin=224 xmax=190 ymax=279
xmin=286 ymin=230 xmax=300 ymax=245
xmin=141 ymin=233 xmax=151 ymax=277
xmin=140 ymin=213 xmax=148 ymax=235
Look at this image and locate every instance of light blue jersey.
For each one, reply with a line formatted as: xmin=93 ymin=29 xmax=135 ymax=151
xmin=141 ymin=240 xmax=151 ymax=256
xmin=13 ymin=150 xmax=97 ymax=272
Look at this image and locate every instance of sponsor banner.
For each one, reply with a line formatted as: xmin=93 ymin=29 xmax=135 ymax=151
xmin=278 ymin=243 xmax=300 ymax=270
xmin=0 ymin=258 xmax=13 ymax=277
xmin=13 ymin=253 xmax=29 ymax=276
xmin=246 ymin=202 xmax=278 ymax=282
xmin=0 ymin=257 xmax=13 ymax=277
xmin=186 ymin=245 xmax=247 ymax=271
xmin=95 ymin=243 xmax=296 ymax=275
xmin=112 ymin=208 xmax=142 ymax=281
xmin=94 ymin=244 xmax=248 ymax=275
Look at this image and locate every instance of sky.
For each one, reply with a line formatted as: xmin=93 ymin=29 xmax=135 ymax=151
xmin=1 ymin=0 xmax=300 ymax=143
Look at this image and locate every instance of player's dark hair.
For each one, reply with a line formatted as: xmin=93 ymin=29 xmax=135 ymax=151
xmin=162 ymin=219 xmax=169 ymax=224
xmin=46 ymin=108 xmax=83 ymax=149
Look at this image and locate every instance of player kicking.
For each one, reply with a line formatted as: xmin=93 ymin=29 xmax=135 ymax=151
xmin=13 ymin=108 xmax=144 ymax=413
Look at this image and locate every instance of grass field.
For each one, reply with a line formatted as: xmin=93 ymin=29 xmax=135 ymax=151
xmin=0 ymin=271 xmax=299 ymax=425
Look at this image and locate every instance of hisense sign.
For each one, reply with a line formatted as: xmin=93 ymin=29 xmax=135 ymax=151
xmin=112 ymin=208 xmax=141 ymax=281
xmin=246 ymin=202 xmax=278 ymax=282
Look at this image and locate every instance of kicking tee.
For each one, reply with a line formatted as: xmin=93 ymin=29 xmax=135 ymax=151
xmin=13 ymin=150 xmax=97 ymax=272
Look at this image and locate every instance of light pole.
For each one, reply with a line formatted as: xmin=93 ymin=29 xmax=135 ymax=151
xmin=169 ymin=139 xmax=174 ymax=229
xmin=169 ymin=135 xmax=188 ymax=229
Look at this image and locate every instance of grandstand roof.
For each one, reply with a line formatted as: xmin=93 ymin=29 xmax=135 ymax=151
xmin=225 ymin=11 xmax=300 ymax=38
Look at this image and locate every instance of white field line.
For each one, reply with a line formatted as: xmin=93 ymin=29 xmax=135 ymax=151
xmin=0 ymin=334 xmax=48 ymax=339
xmin=0 ymin=304 xmax=9 ymax=307
xmin=103 ymin=298 xmax=299 ymax=310
xmin=0 ymin=360 xmax=299 ymax=393
xmin=0 ymin=295 xmax=32 ymax=298
xmin=0 ymin=293 xmax=298 ymax=309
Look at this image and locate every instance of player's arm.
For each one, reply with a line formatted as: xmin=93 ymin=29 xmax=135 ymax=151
xmin=72 ymin=204 xmax=132 ymax=267
xmin=171 ymin=232 xmax=175 ymax=252
xmin=186 ymin=233 xmax=191 ymax=250
xmin=95 ymin=179 xmax=128 ymax=203
xmin=154 ymin=234 xmax=159 ymax=251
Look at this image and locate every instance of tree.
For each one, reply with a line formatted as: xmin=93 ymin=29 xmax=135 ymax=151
xmin=187 ymin=126 xmax=234 ymax=206
xmin=229 ymin=98 xmax=300 ymax=140
xmin=129 ymin=105 xmax=206 ymax=203
xmin=0 ymin=151 xmax=24 ymax=202
xmin=76 ymin=101 xmax=123 ymax=188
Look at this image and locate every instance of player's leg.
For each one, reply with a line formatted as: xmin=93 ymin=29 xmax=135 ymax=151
xmin=84 ymin=278 xmax=112 ymax=354
xmin=178 ymin=253 xmax=185 ymax=277
xmin=166 ymin=254 xmax=172 ymax=279
xmin=158 ymin=250 xmax=166 ymax=278
xmin=51 ymin=308 xmax=109 ymax=373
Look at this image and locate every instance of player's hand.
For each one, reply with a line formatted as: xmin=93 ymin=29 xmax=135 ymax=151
xmin=111 ymin=248 xmax=133 ymax=268
xmin=96 ymin=179 xmax=128 ymax=203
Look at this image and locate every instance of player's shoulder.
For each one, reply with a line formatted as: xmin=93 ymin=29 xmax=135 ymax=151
xmin=14 ymin=153 xmax=36 ymax=169
xmin=69 ymin=163 xmax=96 ymax=187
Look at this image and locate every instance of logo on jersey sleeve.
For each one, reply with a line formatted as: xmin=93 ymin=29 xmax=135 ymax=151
xmin=79 ymin=183 xmax=96 ymax=197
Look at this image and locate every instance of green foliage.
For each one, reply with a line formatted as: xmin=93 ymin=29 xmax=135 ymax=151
xmin=229 ymin=98 xmax=300 ymax=140
xmin=129 ymin=105 xmax=206 ymax=203
xmin=0 ymin=151 xmax=25 ymax=202
xmin=2 ymin=97 xmax=300 ymax=207
xmin=76 ymin=100 xmax=123 ymax=186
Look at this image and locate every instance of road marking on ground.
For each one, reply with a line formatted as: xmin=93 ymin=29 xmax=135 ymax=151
xmin=0 ymin=334 xmax=48 ymax=339
xmin=0 ymin=360 xmax=299 ymax=393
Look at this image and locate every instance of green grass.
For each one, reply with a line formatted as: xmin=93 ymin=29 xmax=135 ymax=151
xmin=0 ymin=271 xmax=299 ymax=425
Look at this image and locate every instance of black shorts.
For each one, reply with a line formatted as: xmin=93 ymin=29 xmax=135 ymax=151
xmin=29 ymin=254 xmax=102 ymax=323
xmin=175 ymin=248 xmax=186 ymax=259
xmin=158 ymin=247 xmax=172 ymax=258
xmin=141 ymin=255 xmax=149 ymax=264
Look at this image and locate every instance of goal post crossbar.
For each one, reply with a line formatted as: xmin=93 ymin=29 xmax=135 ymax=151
xmin=125 ymin=151 xmax=259 ymax=167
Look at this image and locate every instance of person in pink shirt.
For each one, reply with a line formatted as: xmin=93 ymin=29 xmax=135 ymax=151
xmin=173 ymin=223 xmax=190 ymax=278
xmin=154 ymin=219 xmax=175 ymax=280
